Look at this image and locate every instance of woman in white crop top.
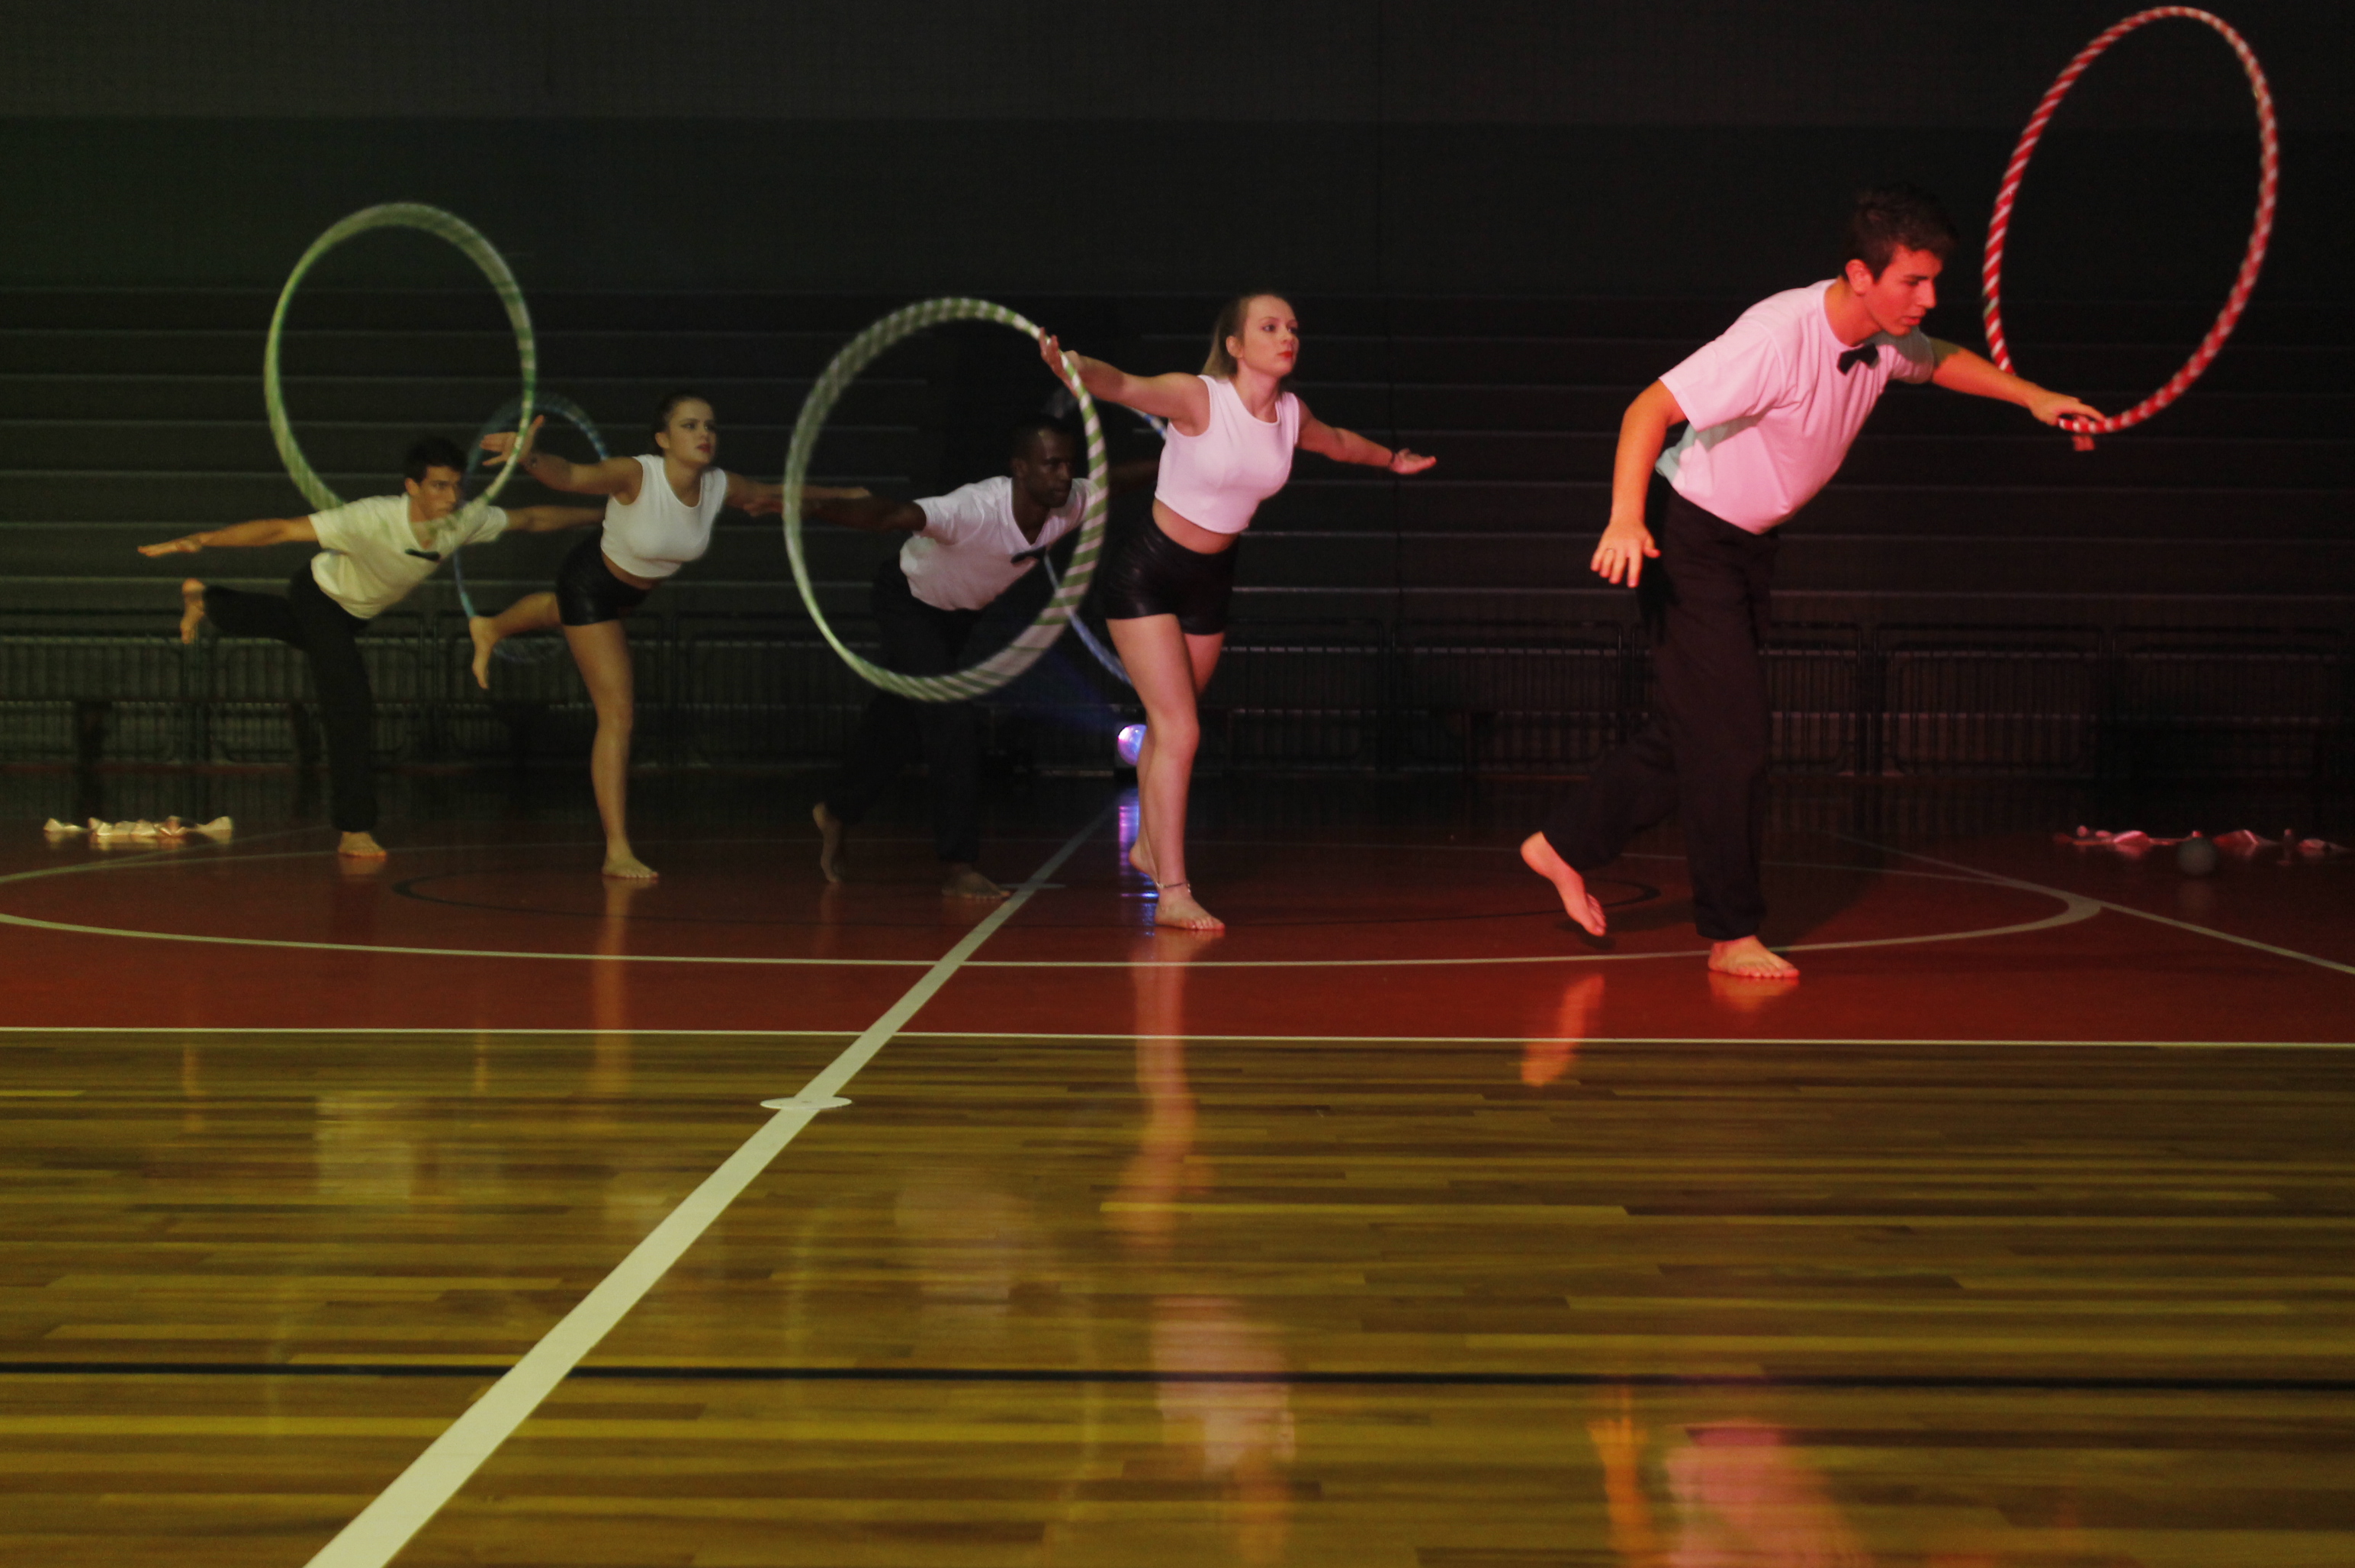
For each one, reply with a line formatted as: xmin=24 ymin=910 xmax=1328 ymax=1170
xmin=1041 ymin=294 xmax=1436 ymax=930
xmin=467 ymin=392 xmax=847 ymax=880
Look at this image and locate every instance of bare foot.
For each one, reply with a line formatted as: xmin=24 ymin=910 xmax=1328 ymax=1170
xmin=1153 ymin=884 xmax=1225 ymax=932
xmin=943 ymin=865 xmax=1010 ymax=900
xmin=1707 ymin=935 xmax=1798 ymax=980
xmin=338 ymin=831 xmax=387 ymax=860
xmin=177 ymin=580 xmax=207 ymax=644
xmin=813 ymin=802 xmax=846 ymax=884
xmin=603 ymin=850 xmax=659 ymax=881
xmin=468 ymin=615 xmax=499 ymax=689
xmin=1521 ymin=832 xmax=1605 ymax=936
xmin=1127 ymin=836 xmax=1157 ymax=882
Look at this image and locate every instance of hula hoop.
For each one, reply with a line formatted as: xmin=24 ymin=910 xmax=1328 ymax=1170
xmin=265 ymin=203 xmax=536 ymax=510
xmin=1982 ymin=7 xmax=2277 ymax=450
xmin=782 ymin=298 xmax=1108 ymax=703
xmin=1037 ymin=404 xmax=1164 ymax=689
xmin=453 ymin=393 xmax=609 ymax=663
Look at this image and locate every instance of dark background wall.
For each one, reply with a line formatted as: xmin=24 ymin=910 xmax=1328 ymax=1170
xmin=2 ymin=0 xmax=2344 ymax=302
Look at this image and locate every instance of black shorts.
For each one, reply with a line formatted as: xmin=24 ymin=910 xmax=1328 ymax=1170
xmin=1095 ymin=520 xmax=1238 ymax=636
xmin=555 ymin=536 xmax=654 ymax=627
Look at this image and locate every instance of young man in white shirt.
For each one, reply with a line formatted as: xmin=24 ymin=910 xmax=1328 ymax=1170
xmin=140 ymin=437 xmax=601 ymax=860
xmin=1521 ymin=186 xmax=2103 ymax=979
xmin=805 ymin=422 xmax=1155 ymax=898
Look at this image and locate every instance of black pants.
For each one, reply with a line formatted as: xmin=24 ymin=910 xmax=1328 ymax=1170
xmin=1541 ymin=481 xmax=1778 ymax=942
xmin=204 ymin=568 xmax=378 ymax=834
xmin=824 ymin=562 xmax=985 ymax=865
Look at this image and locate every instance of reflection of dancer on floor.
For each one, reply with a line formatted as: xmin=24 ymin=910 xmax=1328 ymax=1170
xmin=1043 ymin=294 xmax=1436 ymax=930
xmin=805 ymin=423 xmax=1158 ymax=899
xmin=1524 ymin=187 xmax=2102 ymax=978
xmin=469 ymin=394 xmax=855 ymax=879
xmin=140 ymin=437 xmax=600 ymax=860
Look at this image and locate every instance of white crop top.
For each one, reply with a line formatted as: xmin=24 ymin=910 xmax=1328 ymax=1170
xmin=1153 ymin=375 xmax=1300 ymax=536
xmin=600 ymin=455 xmax=728 ymax=580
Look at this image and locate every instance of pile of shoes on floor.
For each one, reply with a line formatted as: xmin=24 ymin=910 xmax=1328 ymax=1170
xmin=42 ymin=817 xmax=233 ymax=843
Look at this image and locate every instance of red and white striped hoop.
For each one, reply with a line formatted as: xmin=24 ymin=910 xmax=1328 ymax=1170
xmin=1981 ymin=8 xmax=2278 ymax=451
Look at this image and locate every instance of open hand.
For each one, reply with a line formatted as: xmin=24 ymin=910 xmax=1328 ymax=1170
xmin=139 ymin=536 xmax=201 ymax=557
xmin=1389 ymin=448 xmax=1438 ymax=475
xmin=1590 ymin=516 xmax=1659 ymax=586
xmin=480 ymin=413 xmax=546 ymax=467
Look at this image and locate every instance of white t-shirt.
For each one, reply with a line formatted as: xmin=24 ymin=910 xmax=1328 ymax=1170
xmin=602 ymin=455 xmax=729 ymax=580
xmin=307 ymin=494 xmax=508 ymax=619
xmin=901 ymin=475 xmax=1096 ymax=612
xmin=1656 ymin=281 xmax=1939 ymax=534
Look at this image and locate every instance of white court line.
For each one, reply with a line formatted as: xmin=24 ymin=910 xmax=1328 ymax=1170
xmin=297 ymin=805 xmax=1110 ymax=1568
xmin=1836 ymin=834 xmax=2355 ymax=980
xmin=0 ymin=1027 xmax=2344 ymax=1049
xmin=0 ymin=860 xmax=2093 ymax=969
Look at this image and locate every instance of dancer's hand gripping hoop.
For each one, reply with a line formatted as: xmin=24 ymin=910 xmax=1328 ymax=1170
xmin=1982 ymin=7 xmax=2278 ymax=451
xmin=265 ymin=203 xmax=538 ymax=509
xmin=782 ymin=298 xmax=1110 ymax=702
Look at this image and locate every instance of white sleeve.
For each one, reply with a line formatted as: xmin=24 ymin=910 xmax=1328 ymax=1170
xmin=1888 ymin=329 xmax=1939 ymax=385
xmin=460 ymin=505 xmax=510 ymax=546
xmin=1659 ymin=317 xmax=1791 ymax=432
xmin=307 ymin=499 xmax=374 ymax=552
xmin=914 ymin=483 xmax=989 ymax=545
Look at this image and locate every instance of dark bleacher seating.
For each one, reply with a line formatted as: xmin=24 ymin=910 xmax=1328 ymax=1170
xmin=3 ymin=288 xmax=2347 ymax=777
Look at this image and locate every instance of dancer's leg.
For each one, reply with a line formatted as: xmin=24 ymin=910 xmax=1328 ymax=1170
xmin=1109 ymin=615 xmax=1222 ymax=930
xmin=471 ymin=591 xmax=561 ymax=689
xmin=1645 ymin=502 xmax=1791 ymax=978
xmin=285 ymin=572 xmax=384 ymax=856
xmin=194 ymin=582 xmax=300 ymax=643
xmin=561 ymin=619 xmax=653 ymax=879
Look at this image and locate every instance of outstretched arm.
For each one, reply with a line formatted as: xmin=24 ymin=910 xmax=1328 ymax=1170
xmin=139 ymin=516 xmax=318 ymax=556
xmin=500 ymin=506 xmax=608 ymax=534
xmin=1038 ymin=333 xmax=1212 ymax=433
xmin=1592 ymin=380 xmax=1684 ymax=588
xmin=803 ymin=492 xmax=927 ymax=534
xmin=1296 ymin=403 xmax=1437 ymax=474
xmin=1928 ymin=341 xmax=2104 ymax=427
xmin=483 ymin=416 xmax=646 ymax=500
xmin=731 ymin=477 xmax=869 ymax=517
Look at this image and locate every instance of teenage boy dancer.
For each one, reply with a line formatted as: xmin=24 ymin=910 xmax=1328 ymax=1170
xmin=1522 ymin=186 xmax=2103 ymax=978
xmin=143 ymin=437 xmax=600 ymax=858
xmin=805 ymin=422 xmax=1153 ymax=898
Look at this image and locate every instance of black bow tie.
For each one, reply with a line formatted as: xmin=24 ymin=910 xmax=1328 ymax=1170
xmin=404 ymin=548 xmax=442 ymax=561
xmin=1836 ymin=344 xmax=1879 ymax=376
xmin=1009 ymin=545 xmax=1049 ymax=565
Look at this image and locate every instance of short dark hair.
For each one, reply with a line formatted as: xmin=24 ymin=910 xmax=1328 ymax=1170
xmin=402 ymin=436 xmax=466 ymax=484
xmin=1843 ymin=185 xmax=1958 ymax=278
xmin=1008 ymin=419 xmax=1077 ymax=461
xmin=652 ymin=390 xmax=712 ymax=441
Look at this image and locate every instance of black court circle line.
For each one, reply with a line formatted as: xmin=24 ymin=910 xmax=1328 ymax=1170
xmin=384 ymin=868 xmax=1663 ymax=930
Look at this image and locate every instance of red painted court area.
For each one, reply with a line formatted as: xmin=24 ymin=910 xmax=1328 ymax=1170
xmin=4 ymin=787 xmax=2347 ymax=1044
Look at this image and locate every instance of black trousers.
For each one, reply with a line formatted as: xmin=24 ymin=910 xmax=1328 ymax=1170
xmin=204 ymin=568 xmax=378 ymax=834
xmin=824 ymin=562 xmax=985 ymax=865
xmin=1541 ymin=480 xmax=1779 ymax=942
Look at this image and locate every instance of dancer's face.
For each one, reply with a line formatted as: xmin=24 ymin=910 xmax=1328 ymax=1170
xmin=657 ymin=400 xmax=718 ymax=465
xmin=1012 ymin=429 xmax=1078 ymax=511
xmin=1846 ymin=246 xmax=1942 ymax=338
xmin=403 ymin=465 xmax=465 ymax=522
xmin=1226 ymin=297 xmax=1300 ymax=379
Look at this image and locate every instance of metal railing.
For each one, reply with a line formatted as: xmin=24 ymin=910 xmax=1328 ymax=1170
xmin=2 ymin=615 xmax=2347 ymax=779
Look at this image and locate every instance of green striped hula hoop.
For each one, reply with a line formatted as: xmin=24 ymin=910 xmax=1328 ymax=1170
xmin=264 ymin=204 xmax=536 ymax=519
xmin=782 ymin=297 xmax=1108 ymax=702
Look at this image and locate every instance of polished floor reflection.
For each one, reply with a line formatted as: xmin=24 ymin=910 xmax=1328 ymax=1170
xmin=0 ymin=777 xmax=2350 ymax=1564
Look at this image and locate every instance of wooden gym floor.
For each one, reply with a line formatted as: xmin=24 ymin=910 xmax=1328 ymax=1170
xmin=1 ymin=776 xmax=2350 ymax=1566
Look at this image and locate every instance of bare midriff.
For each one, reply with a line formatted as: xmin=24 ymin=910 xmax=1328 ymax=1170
xmin=1150 ymin=499 xmax=1242 ymax=554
